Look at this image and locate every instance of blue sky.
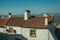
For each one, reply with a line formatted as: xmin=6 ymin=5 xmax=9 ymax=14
xmin=0 ymin=0 xmax=60 ymax=15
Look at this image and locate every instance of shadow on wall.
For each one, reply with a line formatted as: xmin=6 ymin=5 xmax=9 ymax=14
xmin=55 ymin=28 xmax=60 ymax=40
xmin=0 ymin=32 xmax=27 ymax=40
xmin=0 ymin=32 xmax=6 ymax=40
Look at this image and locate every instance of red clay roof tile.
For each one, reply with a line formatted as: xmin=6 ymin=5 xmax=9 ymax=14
xmin=0 ymin=18 xmax=8 ymax=27
xmin=6 ymin=15 xmax=54 ymax=28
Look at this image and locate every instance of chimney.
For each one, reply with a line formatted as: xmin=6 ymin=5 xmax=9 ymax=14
xmin=1 ymin=13 xmax=4 ymax=18
xmin=2 ymin=15 xmax=4 ymax=18
xmin=8 ymin=12 xmax=12 ymax=18
xmin=24 ymin=10 xmax=30 ymax=20
xmin=43 ymin=13 xmax=48 ymax=25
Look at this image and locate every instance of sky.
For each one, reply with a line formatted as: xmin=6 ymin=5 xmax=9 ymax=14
xmin=0 ymin=0 xmax=60 ymax=15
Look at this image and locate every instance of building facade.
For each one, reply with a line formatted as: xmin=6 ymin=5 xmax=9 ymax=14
xmin=0 ymin=10 xmax=57 ymax=40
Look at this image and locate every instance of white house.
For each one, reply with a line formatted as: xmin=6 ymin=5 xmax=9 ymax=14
xmin=5 ymin=10 xmax=57 ymax=40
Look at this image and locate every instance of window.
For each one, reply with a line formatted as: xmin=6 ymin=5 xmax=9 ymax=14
xmin=7 ymin=27 xmax=16 ymax=34
xmin=30 ymin=30 xmax=36 ymax=37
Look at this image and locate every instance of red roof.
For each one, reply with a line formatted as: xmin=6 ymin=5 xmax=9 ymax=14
xmin=6 ymin=16 xmax=24 ymax=26
xmin=0 ymin=18 xmax=8 ymax=27
xmin=6 ymin=15 xmax=54 ymax=28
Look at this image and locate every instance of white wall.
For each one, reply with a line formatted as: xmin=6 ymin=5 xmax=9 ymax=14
xmin=34 ymin=29 xmax=48 ymax=40
xmin=7 ymin=26 xmax=22 ymax=34
xmin=0 ymin=28 xmax=6 ymax=33
xmin=6 ymin=26 xmax=55 ymax=40
xmin=21 ymin=28 xmax=55 ymax=40
xmin=13 ymin=27 xmax=22 ymax=34
xmin=21 ymin=28 xmax=49 ymax=40
xmin=21 ymin=28 xmax=29 ymax=38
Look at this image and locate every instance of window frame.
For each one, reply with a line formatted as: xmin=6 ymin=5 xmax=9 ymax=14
xmin=30 ymin=29 xmax=36 ymax=37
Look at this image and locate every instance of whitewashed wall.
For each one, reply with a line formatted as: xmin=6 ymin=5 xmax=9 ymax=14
xmin=13 ymin=27 xmax=22 ymax=34
xmin=21 ymin=28 xmax=55 ymax=40
xmin=7 ymin=26 xmax=22 ymax=34
xmin=6 ymin=26 xmax=55 ymax=40
xmin=21 ymin=28 xmax=48 ymax=40
xmin=21 ymin=28 xmax=29 ymax=38
xmin=0 ymin=28 xmax=6 ymax=33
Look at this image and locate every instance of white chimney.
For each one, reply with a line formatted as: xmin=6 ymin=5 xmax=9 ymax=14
xmin=24 ymin=10 xmax=30 ymax=20
xmin=2 ymin=15 xmax=4 ymax=18
xmin=1 ymin=13 xmax=4 ymax=18
xmin=8 ymin=12 xmax=12 ymax=18
xmin=45 ymin=17 xmax=48 ymax=25
xmin=43 ymin=13 xmax=48 ymax=25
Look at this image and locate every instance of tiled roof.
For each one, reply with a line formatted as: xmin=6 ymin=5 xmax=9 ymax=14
xmin=6 ymin=16 xmax=24 ymax=26
xmin=6 ymin=15 xmax=54 ymax=28
xmin=0 ymin=18 xmax=8 ymax=27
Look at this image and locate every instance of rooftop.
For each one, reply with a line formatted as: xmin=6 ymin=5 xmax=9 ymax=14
xmin=0 ymin=18 xmax=8 ymax=27
xmin=5 ymin=14 xmax=54 ymax=28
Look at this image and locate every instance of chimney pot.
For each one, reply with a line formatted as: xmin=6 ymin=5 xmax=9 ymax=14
xmin=8 ymin=12 xmax=12 ymax=18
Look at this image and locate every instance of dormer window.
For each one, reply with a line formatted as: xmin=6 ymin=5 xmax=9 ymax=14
xmin=30 ymin=29 xmax=36 ymax=37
